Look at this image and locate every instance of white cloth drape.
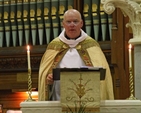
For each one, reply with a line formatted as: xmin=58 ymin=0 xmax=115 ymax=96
xmin=6 ymin=110 xmax=22 ymax=113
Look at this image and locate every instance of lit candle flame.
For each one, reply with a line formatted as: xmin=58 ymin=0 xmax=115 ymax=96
xmin=129 ymin=44 xmax=132 ymax=49
xmin=129 ymin=44 xmax=132 ymax=68
xmin=27 ymin=45 xmax=30 ymax=51
xmin=27 ymin=45 xmax=31 ymax=70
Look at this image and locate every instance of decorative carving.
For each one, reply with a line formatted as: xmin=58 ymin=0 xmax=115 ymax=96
xmin=101 ymin=0 xmax=141 ymax=45
xmin=0 ymin=56 xmax=42 ymax=72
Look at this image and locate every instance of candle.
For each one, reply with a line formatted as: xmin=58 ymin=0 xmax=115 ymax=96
xmin=27 ymin=45 xmax=31 ymax=70
xmin=129 ymin=44 xmax=132 ymax=68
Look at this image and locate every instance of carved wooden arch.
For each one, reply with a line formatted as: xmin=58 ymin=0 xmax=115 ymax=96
xmin=102 ymin=0 xmax=141 ymax=45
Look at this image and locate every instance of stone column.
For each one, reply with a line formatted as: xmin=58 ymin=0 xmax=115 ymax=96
xmin=134 ymin=45 xmax=141 ymax=99
xmin=101 ymin=0 xmax=141 ymax=99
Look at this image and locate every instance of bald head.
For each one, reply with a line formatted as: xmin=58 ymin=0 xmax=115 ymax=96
xmin=62 ymin=9 xmax=83 ymax=39
xmin=63 ymin=9 xmax=82 ymax=21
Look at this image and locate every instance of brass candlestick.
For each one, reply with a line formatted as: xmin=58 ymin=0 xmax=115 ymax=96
xmin=127 ymin=67 xmax=137 ymax=100
xmin=25 ymin=69 xmax=35 ymax=101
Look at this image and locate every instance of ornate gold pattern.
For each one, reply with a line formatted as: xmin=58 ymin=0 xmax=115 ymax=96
xmin=67 ymin=74 xmax=92 ymax=99
xmin=100 ymin=4 xmax=105 ymax=15
xmin=11 ymin=0 xmax=16 ymax=3
xmin=61 ymin=71 xmax=100 ymax=112
xmin=92 ymin=3 xmax=97 ymax=16
xmin=23 ymin=10 xmax=28 ymax=18
xmin=10 ymin=11 xmax=15 ymax=22
xmin=44 ymin=8 xmax=49 ymax=20
xmin=47 ymin=37 xmax=99 ymax=51
xmin=59 ymin=5 xmax=65 ymax=19
xmin=4 ymin=12 xmax=8 ymax=23
xmin=0 ymin=56 xmax=41 ymax=72
xmin=17 ymin=0 xmax=23 ymax=3
xmin=78 ymin=41 xmax=94 ymax=66
xmin=127 ymin=67 xmax=137 ymax=100
xmin=10 ymin=11 xmax=15 ymax=18
xmin=4 ymin=1 xmax=9 ymax=4
xmin=23 ymin=10 xmax=28 ymax=21
xmin=30 ymin=9 xmax=35 ymax=21
xmin=25 ymin=69 xmax=36 ymax=101
xmin=51 ymin=7 xmax=57 ymax=19
xmin=83 ymin=4 xmax=89 ymax=17
xmin=64 ymin=74 xmax=94 ymax=112
xmin=24 ymin=0 xmax=29 ymax=2
xmin=17 ymin=10 xmax=22 ymax=22
xmin=37 ymin=8 xmax=41 ymax=20
xmin=4 ymin=12 xmax=8 ymax=19
xmin=17 ymin=11 xmax=21 ymax=18
xmin=47 ymin=37 xmax=99 ymax=71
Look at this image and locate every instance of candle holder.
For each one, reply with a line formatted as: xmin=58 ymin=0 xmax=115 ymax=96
xmin=25 ymin=69 xmax=36 ymax=102
xmin=126 ymin=67 xmax=137 ymax=100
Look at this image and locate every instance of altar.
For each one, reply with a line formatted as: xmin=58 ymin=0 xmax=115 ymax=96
xmin=20 ymin=0 xmax=141 ymax=113
xmin=20 ymin=100 xmax=141 ymax=113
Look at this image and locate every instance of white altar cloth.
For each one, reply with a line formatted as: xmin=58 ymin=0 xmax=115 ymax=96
xmin=20 ymin=100 xmax=141 ymax=113
xmin=6 ymin=110 xmax=22 ymax=113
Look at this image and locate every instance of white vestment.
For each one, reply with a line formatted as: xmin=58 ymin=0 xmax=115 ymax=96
xmin=52 ymin=47 xmax=85 ymax=100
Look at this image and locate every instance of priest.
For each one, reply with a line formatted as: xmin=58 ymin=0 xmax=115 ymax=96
xmin=38 ymin=9 xmax=114 ymax=101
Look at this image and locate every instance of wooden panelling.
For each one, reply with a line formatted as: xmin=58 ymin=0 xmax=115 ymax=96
xmin=0 ymin=72 xmax=38 ymax=90
xmin=111 ymin=9 xmax=130 ymax=99
xmin=0 ymin=45 xmax=46 ymax=72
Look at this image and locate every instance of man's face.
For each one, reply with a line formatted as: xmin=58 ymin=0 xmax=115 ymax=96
xmin=62 ymin=11 xmax=83 ymax=39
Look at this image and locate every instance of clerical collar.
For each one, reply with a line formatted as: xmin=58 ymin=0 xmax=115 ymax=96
xmin=65 ymin=34 xmax=81 ymax=40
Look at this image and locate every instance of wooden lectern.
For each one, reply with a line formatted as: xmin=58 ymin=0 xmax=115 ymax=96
xmin=53 ymin=67 xmax=106 ymax=113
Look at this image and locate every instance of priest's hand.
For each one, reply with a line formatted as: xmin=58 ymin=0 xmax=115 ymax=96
xmin=46 ymin=74 xmax=54 ymax=85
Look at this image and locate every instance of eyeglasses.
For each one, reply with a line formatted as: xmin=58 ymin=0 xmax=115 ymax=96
xmin=64 ymin=20 xmax=80 ymax=26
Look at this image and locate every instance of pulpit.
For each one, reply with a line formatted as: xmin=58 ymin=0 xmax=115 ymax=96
xmin=53 ymin=67 xmax=105 ymax=112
